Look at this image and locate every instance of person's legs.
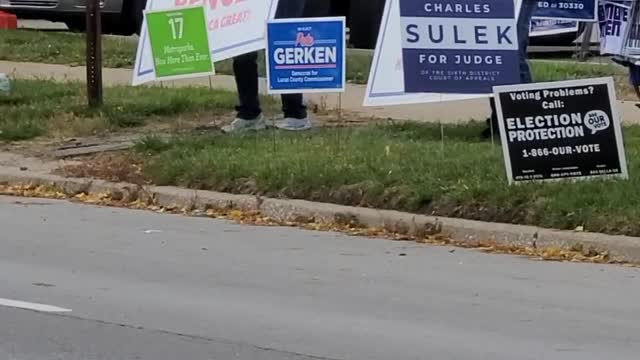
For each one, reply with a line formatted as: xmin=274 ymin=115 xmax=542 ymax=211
xmin=233 ymin=51 xmax=261 ymax=120
xmin=276 ymin=95 xmax=311 ymax=130
xmin=274 ymin=0 xmax=310 ymax=129
xmin=482 ymin=97 xmax=499 ymax=139
xmin=281 ymin=94 xmax=307 ymax=119
xmin=223 ymin=52 xmax=265 ymax=132
xmin=274 ymin=0 xmax=306 ymax=18
xmin=517 ymin=0 xmax=537 ymax=83
xmin=629 ymin=64 xmax=640 ymax=106
xmin=484 ymin=0 xmax=535 ymax=138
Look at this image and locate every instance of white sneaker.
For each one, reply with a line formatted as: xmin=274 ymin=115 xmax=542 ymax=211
xmin=221 ymin=114 xmax=266 ymax=133
xmin=274 ymin=117 xmax=312 ymax=131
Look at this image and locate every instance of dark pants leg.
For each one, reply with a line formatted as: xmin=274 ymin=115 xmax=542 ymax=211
xmin=517 ymin=0 xmax=537 ymax=84
xmin=233 ymin=52 xmax=261 ymax=120
xmin=275 ymin=0 xmax=308 ymax=119
xmin=232 ymin=0 xmax=308 ymax=120
xmin=486 ymin=0 xmax=536 ymax=136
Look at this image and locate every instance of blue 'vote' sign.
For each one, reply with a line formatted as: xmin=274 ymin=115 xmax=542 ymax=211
xmin=266 ymin=17 xmax=346 ymax=94
xmin=399 ymin=0 xmax=520 ymax=94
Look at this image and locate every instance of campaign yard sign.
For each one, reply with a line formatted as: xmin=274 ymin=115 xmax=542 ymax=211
xmin=364 ymin=0 xmax=492 ymax=106
xmin=622 ymin=0 xmax=640 ymax=57
xmin=398 ymin=0 xmax=520 ymax=94
xmin=494 ymin=78 xmax=628 ymax=184
xmin=266 ymin=17 xmax=346 ymax=94
xmin=145 ymin=6 xmax=214 ymax=80
xmin=133 ymin=0 xmax=279 ymax=85
xmin=533 ymin=0 xmax=597 ymax=21
xmin=598 ymin=0 xmax=632 ymax=56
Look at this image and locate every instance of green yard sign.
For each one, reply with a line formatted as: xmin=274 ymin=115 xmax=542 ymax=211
xmin=145 ymin=6 xmax=214 ymax=80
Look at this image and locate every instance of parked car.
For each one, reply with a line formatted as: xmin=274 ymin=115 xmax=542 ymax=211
xmin=0 ymin=0 xmax=146 ymax=35
xmin=1 ymin=0 xmax=585 ymax=48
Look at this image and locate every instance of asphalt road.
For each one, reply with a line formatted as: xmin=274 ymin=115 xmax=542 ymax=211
xmin=1 ymin=195 xmax=639 ymax=360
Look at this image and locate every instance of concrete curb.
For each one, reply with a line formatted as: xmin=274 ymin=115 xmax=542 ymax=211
xmin=1 ymin=166 xmax=640 ymax=263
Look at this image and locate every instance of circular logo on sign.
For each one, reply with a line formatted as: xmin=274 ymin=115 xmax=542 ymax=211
xmin=584 ymin=110 xmax=610 ymax=134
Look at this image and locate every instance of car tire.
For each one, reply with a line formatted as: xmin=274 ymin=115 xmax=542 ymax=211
xmin=348 ymin=0 xmax=385 ymax=49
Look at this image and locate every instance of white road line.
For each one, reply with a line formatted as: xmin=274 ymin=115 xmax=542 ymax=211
xmin=0 ymin=298 xmax=71 ymax=312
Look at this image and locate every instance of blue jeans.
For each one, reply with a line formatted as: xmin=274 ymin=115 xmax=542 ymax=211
xmin=488 ymin=0 xmax=536 ymax=129
xmin=233 ymin=0 xmax=308 ymax=120
xmin=517 ymin=0 xmax=538 ymax=83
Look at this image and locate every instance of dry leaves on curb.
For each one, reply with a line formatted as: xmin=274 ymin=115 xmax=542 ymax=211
xmin=0 ymin=183 xmax=630 ymax=266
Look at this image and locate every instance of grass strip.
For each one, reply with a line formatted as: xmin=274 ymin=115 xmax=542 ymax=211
xmin=134 ymin=122 xmax=640 ymax=237
xmin=0 ymin=79 xmax=238 ymax=140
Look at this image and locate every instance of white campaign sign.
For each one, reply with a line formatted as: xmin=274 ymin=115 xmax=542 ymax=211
xmin=133 ymin=0 xmax=280 ymax=85
xmin=364 ymin=0 xmax=522 ymax=106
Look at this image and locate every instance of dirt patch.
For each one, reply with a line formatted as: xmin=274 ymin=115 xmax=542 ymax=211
xmin=2 ymin=108 xmax=376 ymax=160
xmin=59 ymin=153 xmax=150 ymax=185
xmin=422 ymin=199 xmax=538 ymax=226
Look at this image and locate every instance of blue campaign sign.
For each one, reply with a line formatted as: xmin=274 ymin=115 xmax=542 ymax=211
xmin=533 ymin=0 xmax=597 ymax=21
xmin=399 ymin=0 xmax=520 ymax=94
xmin=266 ymin=17 xmax=346 ymax=94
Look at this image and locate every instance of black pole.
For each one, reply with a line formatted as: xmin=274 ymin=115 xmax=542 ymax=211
xmin=86 ymin=0 xmax=103 ymax=107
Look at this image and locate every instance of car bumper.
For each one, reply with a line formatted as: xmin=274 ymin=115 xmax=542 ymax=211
xmin=0 ymin=0 xmax=122 ymax=17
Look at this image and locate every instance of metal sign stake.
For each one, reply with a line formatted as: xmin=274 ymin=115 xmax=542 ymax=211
xmin=86 ymin=0 xmax=103 ymax=108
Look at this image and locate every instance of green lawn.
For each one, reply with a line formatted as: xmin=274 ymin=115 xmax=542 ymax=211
xmin=134 ymin=123 xmax=640 ymax=237
xmin=0 ymin=79 xmax=238 ymax=140
xmin=4 ymin=31 xmax=640 ymax=237
xmin=0 ymin=30 xmax=136 ymax=68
